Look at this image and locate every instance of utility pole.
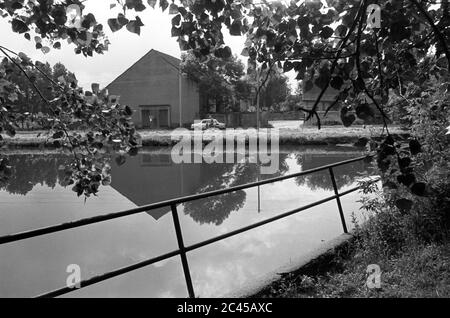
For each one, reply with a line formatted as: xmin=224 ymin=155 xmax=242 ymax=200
xmin=256 ymin=69 xmax=260 ymax=131
xmin=179 ymin=71 xmax=182 ymax=128
xmin=256 ymin=68 xmax=261 ymax=213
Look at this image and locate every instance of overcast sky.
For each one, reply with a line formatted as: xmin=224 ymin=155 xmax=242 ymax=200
xmin=0 ymin=1 xmax=248 ymax=89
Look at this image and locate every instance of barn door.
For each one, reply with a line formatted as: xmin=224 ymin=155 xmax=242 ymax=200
xmin=159 ymin=109 xmax=169 ymax=128
xmin=141 ymin=109 xmax=151 ymax=128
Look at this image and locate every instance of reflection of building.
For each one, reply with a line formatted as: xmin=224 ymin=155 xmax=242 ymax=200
xmin=110 ymin=154 xmax=203 ymax=220
xmin=106 ymin=49 xmax=200 ymax=129
xmin=109 ymin=153 xmax=258 ymax=224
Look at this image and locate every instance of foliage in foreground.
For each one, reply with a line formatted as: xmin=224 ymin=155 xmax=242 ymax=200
xmin=259 ymin=78 xmax=450 ymax=298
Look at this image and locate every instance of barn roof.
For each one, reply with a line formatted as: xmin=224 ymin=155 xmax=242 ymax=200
xmin=105 ymin=49 xmax=182 ymax=89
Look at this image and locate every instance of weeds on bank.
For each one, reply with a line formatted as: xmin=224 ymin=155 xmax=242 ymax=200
xmin=259 ymin=79 xmax=450 ymax=298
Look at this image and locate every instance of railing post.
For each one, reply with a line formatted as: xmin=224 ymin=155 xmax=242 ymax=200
xmin=171 ymin=204 xmax=195 ymax=298
xmin=328 ymin=167 xmax=348 ymax=234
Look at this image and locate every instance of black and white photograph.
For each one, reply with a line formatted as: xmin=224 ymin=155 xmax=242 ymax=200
xmin=0 ymin=0 xmax=449 ymax=305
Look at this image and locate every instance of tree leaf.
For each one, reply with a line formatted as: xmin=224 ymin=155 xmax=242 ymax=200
xmin=397 ymin=173 xmax=415 ymax=187
xmin=124 ymin=105 xmax=133 ymax=116
xmin=411 ymin=182 xmax=427 ymax=196
xmin=82 ymin=13 xmax=97 ymax=29
xmin=214 ymin=46 xmax=232 ymax=59
xmin=11 ymin=1 xmax=23 ymax=9
xmin=330 ymin=76 xmax=343 ymax=90
xmin=53 ymin=131 xmax=64 ymax=139
xmin=320 ymin=26 xmax=334 ymax=39
xmin=41 ymin=46 xmax=50 ymax=54
xmin=107 ymin=18 xmax=123 ymax=32
xmin=383 ymin=181 xmax=398 ymax=189
xmin=283 ymin=61 xmax=294 ymax=72
xmin=117 ymin=13 xmax=129 ymax=26
xmin=409 ymin=139 xmax=421 ymax=155
xmin=128 ymin=147 xmax=139 ymax=156
xmin=355 ymin=103 xmax=374 ymax=121
xmin=314 ymin=74 xmax=330 ymax=90
xmin=297 ymin=16 xmax=310 ymax=27
xmin=126 ymin=21 xmax=141 ymax=35
xmin=353 ymin=76 xmax=365 ymax=92
xmin=395 ymin=198 xmax=413 ymax=213
xmin=169 ymin=3 xmax=178 ymax=14
xmin=172 ymin=14 xmax=181 ymax=26
xmin=335 ymin=24 xmax=347 ymax=37
xmin=398 ymin=157 xmax=411 ymax=170
xmin=341 ymin=113 xmax=356 ymax=127
xmin=181 ymin=21 xmax=195 ymax=34
xmin=230 ymin=20 xmax=242 ymax=36
xmin=160 ymin=0 xmax=169 ymax=11
xmin=171 ymin=26 xmax=181 ymax=37
xmin=303 ymin=80 xmax=313 ymax=92
xmin=11 ymin=19 xmax=29 ymax=33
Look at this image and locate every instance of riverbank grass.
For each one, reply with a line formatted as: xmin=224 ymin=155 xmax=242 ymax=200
xmin=1 ymin=125 xmax=408 ymax=147
xmin=258 ymin=238 xmax=450 ymax=298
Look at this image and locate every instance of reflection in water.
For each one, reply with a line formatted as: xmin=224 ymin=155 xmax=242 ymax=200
xmin=0 ymin=148 xmax=370 ymax=226
xmin=0 ymin=146 xmax=373 ymax=297
xmin=295 ymin=153 xmax=372 ymax=191
xmin=0 ymin=155 xmax=71 ymax=195
xmin=183 ymin=155 xmax=289 ymax=225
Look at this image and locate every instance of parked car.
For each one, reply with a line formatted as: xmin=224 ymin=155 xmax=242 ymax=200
xmin=190 ymin=119 xmax=225 ymax=130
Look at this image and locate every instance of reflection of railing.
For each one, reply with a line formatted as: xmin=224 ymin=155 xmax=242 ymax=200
xmin=0 ymin=155 xmax=377 ymax=298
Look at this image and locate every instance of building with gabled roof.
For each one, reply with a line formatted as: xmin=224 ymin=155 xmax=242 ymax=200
xmin=106 ymin=49 xmax=200 ymax=129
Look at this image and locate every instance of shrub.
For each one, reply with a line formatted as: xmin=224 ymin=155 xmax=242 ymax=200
xmin=352 ymin=77 xmax=449 ymax=257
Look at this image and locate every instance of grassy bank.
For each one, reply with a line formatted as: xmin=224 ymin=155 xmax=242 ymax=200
xmin=253 ymin=175 xmax=450 ymax=298
xmin=1 ymin=125 xmax=408 ymax=148
xmin=254 ymin=235 xmax=450 ymax=298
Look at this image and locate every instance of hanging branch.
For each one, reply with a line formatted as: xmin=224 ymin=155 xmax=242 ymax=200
xmin=0 ymin=45 xmax=139 ymax=154
xmin=374 ymin=30 xmax=387 ymax=101
xmin=0 ymin=45 xmax=64 ymax=90
xmin=304 ymin=1 xmax=367 ymax=126
xmin=0 ymin=46 xmax=81 ymax=167
xmin=323 ymin=86 xmax=351 ymax=117
xmin=353 ymin=2 xmax=391 ymax=135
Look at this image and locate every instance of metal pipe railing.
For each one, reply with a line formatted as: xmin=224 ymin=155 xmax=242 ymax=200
xmin=0 ymin=155 xmax=370 ymax=245
xmin=0 ymin=155 xmax=376 ymax=298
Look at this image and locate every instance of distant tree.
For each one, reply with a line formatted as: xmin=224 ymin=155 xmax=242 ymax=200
xmin=276 ymin=94 xmax=303 ymax=112
xmin=51 ymin=62 xmax=77 ymax=83
xmin=258 ymin=69 xmax=291 ymax=111
xmin=180 ymin=51 xmax=251 ymax=113
xmin=3 ymin=58 xmax=77 ymax=118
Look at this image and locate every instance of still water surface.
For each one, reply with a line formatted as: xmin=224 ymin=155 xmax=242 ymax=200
xmin=0 ymin=146 xmax=374 ymax=297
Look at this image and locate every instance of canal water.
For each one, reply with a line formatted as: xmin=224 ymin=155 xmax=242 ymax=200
xmin=0 ymin=146 xmax=375 ymax=297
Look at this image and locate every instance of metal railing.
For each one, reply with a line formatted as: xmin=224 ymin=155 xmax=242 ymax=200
xmin=0 ymin=155 xmax=376 ymax=298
